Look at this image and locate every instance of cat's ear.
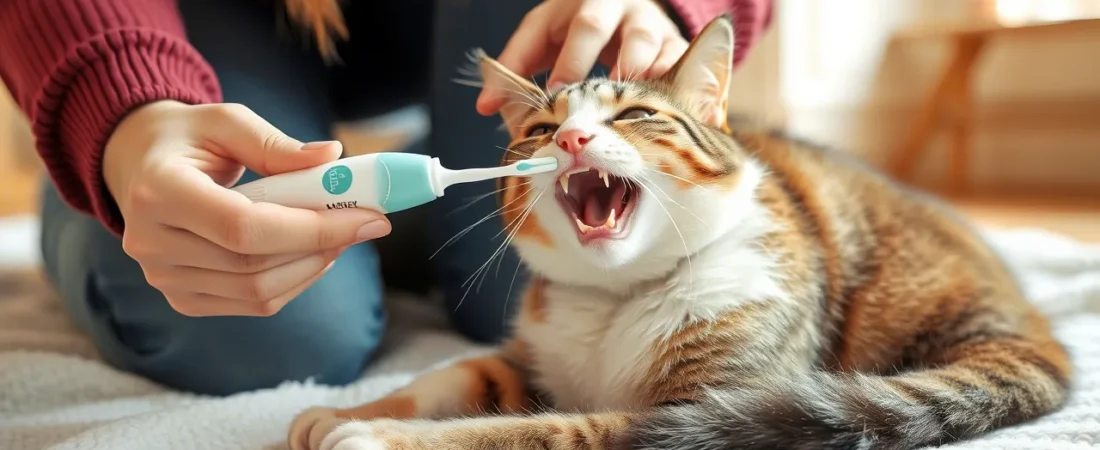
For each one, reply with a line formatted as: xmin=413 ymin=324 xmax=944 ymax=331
xmin=659 ymin=14 xmax=735 ymax=129
xmin=473 ymin=48 xmax=545 ymax=139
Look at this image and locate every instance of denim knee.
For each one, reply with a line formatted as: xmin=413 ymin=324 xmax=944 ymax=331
xmin=40 ymin=181 xmax=388 ymax=395
xmin=96 ymin=243 xmax=387 ymax=396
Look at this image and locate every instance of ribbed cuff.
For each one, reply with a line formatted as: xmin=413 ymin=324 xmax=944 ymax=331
xmin=664 ymin=0 xmax=771 ymax=67
xmin=34 ymin=29 xmax=221 ymax=235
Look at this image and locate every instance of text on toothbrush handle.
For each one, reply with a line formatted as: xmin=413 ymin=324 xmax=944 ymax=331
xmin=326 ymin=201 xmax=358 ymax=210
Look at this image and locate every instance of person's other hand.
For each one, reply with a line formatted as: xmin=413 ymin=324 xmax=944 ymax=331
xmin=477 ymin=0 xmax=688 ymax=115
xmin=103 ymin=100 xmax=391 ymax=317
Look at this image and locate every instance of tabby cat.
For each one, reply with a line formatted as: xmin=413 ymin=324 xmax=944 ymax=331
xmin=287 ymin=14 xmax=1071 ymax=450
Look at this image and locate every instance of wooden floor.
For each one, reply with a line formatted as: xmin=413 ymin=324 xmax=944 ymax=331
xmin=946 ymin=193 xmax=1100 ymax=243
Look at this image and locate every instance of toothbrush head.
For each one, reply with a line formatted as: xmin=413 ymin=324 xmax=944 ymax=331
xmin=511 ymin=157 xmax=559 ymax=176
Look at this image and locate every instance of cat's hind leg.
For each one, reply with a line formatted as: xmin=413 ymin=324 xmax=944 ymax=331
xmin=288 ymin=346 xmax=531 ymax=450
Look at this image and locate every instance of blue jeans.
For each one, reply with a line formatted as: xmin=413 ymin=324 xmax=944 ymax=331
xmin=39 ymin=0 xmax=537 ymax=396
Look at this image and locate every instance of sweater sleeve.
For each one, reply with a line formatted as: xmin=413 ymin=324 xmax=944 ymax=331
xmin=665 ymin=0 xmax=775 ymax=68
xmin=0 ymin=0 xmax=221 ymax=234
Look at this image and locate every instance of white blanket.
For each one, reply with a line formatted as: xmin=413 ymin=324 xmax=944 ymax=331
xmin=0 ymin=227 xmax=1098 ymax=450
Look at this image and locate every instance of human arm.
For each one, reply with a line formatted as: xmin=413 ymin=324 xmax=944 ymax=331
xmin=0 ymin=0 xmax=221 ymax=234
xmin=664 ymin=0 xmax=776 ymax=68
xmin=476 ymin=0 xmax=776 ymax=114
xmin=0 ymin=1 xmax=391 ymax=317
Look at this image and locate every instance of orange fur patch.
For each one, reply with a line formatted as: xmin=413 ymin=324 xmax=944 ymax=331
xmin=517 ymin=212 xmax=554 ymax=247
xmin=456 ymin=356 xmax=529 ymax=413
xmin=334 ymin=396 xmax=417 ymax=420
xmin=500 ymin=178 xmax=554 ymax=247
xmin=522 ymin=278 xmax=548 ymax=323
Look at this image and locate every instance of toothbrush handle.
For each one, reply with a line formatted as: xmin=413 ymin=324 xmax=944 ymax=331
xmin=230 ymin=157 xmax=386 ymax=212
xmin=229 ymin=152 xmax=440 ymax=214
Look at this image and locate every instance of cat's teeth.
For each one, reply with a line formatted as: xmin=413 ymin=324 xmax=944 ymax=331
xmin=559 ymin=175 xmax=570 ymax=194
xmin=599 ymin=170 xmax=610 ymax=188
xmin=574 ymin=216 xmax=593 ymax=233
xmin=606 ymin=208 xmax=617 ymax=229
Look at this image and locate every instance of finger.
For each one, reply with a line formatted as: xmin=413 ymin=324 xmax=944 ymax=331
xmin=163 ymin=262 xmax=333 ymax=317
xmin=199 ymin=103 xmax=343 ymax=176
xmin=597 ymin=35 xmax=622 ymax=72
xmin=126 ymin=225 xmax=315 ymax=273
xmin=250 ymin=261 xmax=333 ymax=315
xmin=158 ymin=166 xmax=390 ymax=255
xmin=610 ymin=9 xmax=663 ymax=81
xmin=547 ymin=0 xmax=625 ymax=88
xmin=478 ymin=6 xmax=553 ymax=115
xmin=165 ymin=293 xmax=263 ymax=317
xmin=157 ymin=250 xmax=338 ymax=301
xmin=648 ymin=38 xmax=689 ymax=79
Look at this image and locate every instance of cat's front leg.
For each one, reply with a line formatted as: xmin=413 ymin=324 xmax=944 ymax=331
xmin=318 ymin=411 xmax=639 ymax=450
xmin=288 ymin=343 xmax=532 ymax=450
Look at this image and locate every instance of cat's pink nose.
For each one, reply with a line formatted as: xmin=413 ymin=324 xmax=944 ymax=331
xmin=555 ymin=129 xmax=593 ymax=154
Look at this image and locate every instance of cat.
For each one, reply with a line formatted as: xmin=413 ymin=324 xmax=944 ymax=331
xmin=286 ymin=14 xmax=1071 ymax=450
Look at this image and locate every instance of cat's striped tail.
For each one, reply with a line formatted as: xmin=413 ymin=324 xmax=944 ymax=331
xmin=620 ymin=335 xmax=1071 ymax=450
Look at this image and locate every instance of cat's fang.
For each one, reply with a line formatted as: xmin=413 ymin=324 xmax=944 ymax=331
xmin=574 ymin=216 xmax=593 ymax=233
xmin=559 ymin=175 xmax=570 ymax=194
xmin=599 ymin=170 xmax=610 ymax=188
xmin=606 ymin=208 xmax=617 ymax=229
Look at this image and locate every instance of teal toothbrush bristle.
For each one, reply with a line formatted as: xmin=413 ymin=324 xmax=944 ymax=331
xmin=515 ymin=157 xmax=558 ymax=173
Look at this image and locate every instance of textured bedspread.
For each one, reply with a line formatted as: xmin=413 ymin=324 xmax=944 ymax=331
xmin=0 ymin=227 xmax=1097 ymax=450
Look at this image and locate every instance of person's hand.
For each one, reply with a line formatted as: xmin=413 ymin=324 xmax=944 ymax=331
xmin=103 ymin=100 xmax=391 ymax=317
xmin=477 ymin=0 xmax=688 ymax=115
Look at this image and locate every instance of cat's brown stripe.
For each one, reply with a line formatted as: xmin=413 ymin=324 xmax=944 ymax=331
xmin=522 ymin=277 xmax=548 ymax=323
xmin=751 ymin=135 xmax=848 ymax=354
xmin=290 ymin=15 xmax=1070 ymax=450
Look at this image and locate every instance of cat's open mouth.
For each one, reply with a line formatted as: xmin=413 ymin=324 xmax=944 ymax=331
xmin=554 ymin=167 xmax=639 ymax=243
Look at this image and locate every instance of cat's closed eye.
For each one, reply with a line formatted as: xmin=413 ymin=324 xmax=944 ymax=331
xmin=527 ymin=124 xmax=557 ymax=138
xmin=615 ymin=107 xmax=656 ymax=121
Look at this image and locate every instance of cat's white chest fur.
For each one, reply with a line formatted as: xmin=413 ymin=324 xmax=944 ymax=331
xmin=516 ymin=226 xmax=788 ymax=412
xmin=519 ymin=285 xmax=658 ymax=411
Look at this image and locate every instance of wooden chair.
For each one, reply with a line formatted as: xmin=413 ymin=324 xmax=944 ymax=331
xmin=886 ymin=18 xmax=1100 ymax=194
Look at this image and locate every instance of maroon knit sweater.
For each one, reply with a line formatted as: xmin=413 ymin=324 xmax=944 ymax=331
xmin=0 ymin=0 xmax=774 ymax=234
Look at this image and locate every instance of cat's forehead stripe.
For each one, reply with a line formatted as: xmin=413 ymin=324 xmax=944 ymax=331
xmin=561 ymin=79 xmax=622 ymax=116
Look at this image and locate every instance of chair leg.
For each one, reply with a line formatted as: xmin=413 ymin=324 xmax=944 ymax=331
xmin=888 ymin=34 xmax=986 ymax=186
xmin=946 ymin=36 xmax=987 ymax=195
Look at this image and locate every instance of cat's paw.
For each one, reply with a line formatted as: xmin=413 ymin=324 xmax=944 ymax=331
xmin=288 ymin=407 xmax=348 ymax=450
xmin=319 ymin=419 xmax=421 ymax=450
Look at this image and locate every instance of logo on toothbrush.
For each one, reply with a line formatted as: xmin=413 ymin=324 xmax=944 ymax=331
xmin=323 ymin=165 xmax=353 ymax=195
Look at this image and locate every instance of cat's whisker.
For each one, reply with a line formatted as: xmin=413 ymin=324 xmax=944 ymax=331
xmin=495 ymin=145 xmax=533 ymax=158
xmin=449 ymin=181 xmax=531 ymax=217
xmin=451 ymin=78 xmax=483 ymax=88
xmin=430 ymin=204 xmax=523 ymax=262
xmin=632 ymin=178 xmax=695 ymax=294
xmin=492 ymin=187 xmax=548 ymax=279
xmin=457 ymin=186 xmax=547 ymax=309
xmin=501 ymin=99 xmax=541 ymax=112
xmin=646 ymin=167 xmax=716 ymax=191
xmin=637 ymin=173 xmax=711 ymax=229
xmin=431 ymin=187 xmax=532 ymax=260
xmin=614 ymin=46 xmax=624 ymax=82
xmin=529 ymin=75 xmax=551 ymax=105
xmin=496 ymin=73 xmax=549 ymax=110
xmin=502 ymin=258 xmax=524 ymax=326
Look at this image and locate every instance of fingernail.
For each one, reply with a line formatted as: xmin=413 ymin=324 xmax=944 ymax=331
xmin=356 ymin=220 xmax=391 ymax=242
xmin=301 ymin=140 xmax=338 ymax=151
xmin=548 ymin=82 xmax=566 ymax=92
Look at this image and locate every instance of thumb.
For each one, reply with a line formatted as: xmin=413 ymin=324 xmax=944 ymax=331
xmin=204 ymin=104 xmax=343 ymax=176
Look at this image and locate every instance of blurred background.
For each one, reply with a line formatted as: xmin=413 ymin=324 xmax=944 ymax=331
xmin=2 ymin=0 xmax=1099 ymax=264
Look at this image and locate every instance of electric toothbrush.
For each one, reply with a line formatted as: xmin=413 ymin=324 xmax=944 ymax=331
xmin=231 ymin=153 xmax=559 ymax=213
